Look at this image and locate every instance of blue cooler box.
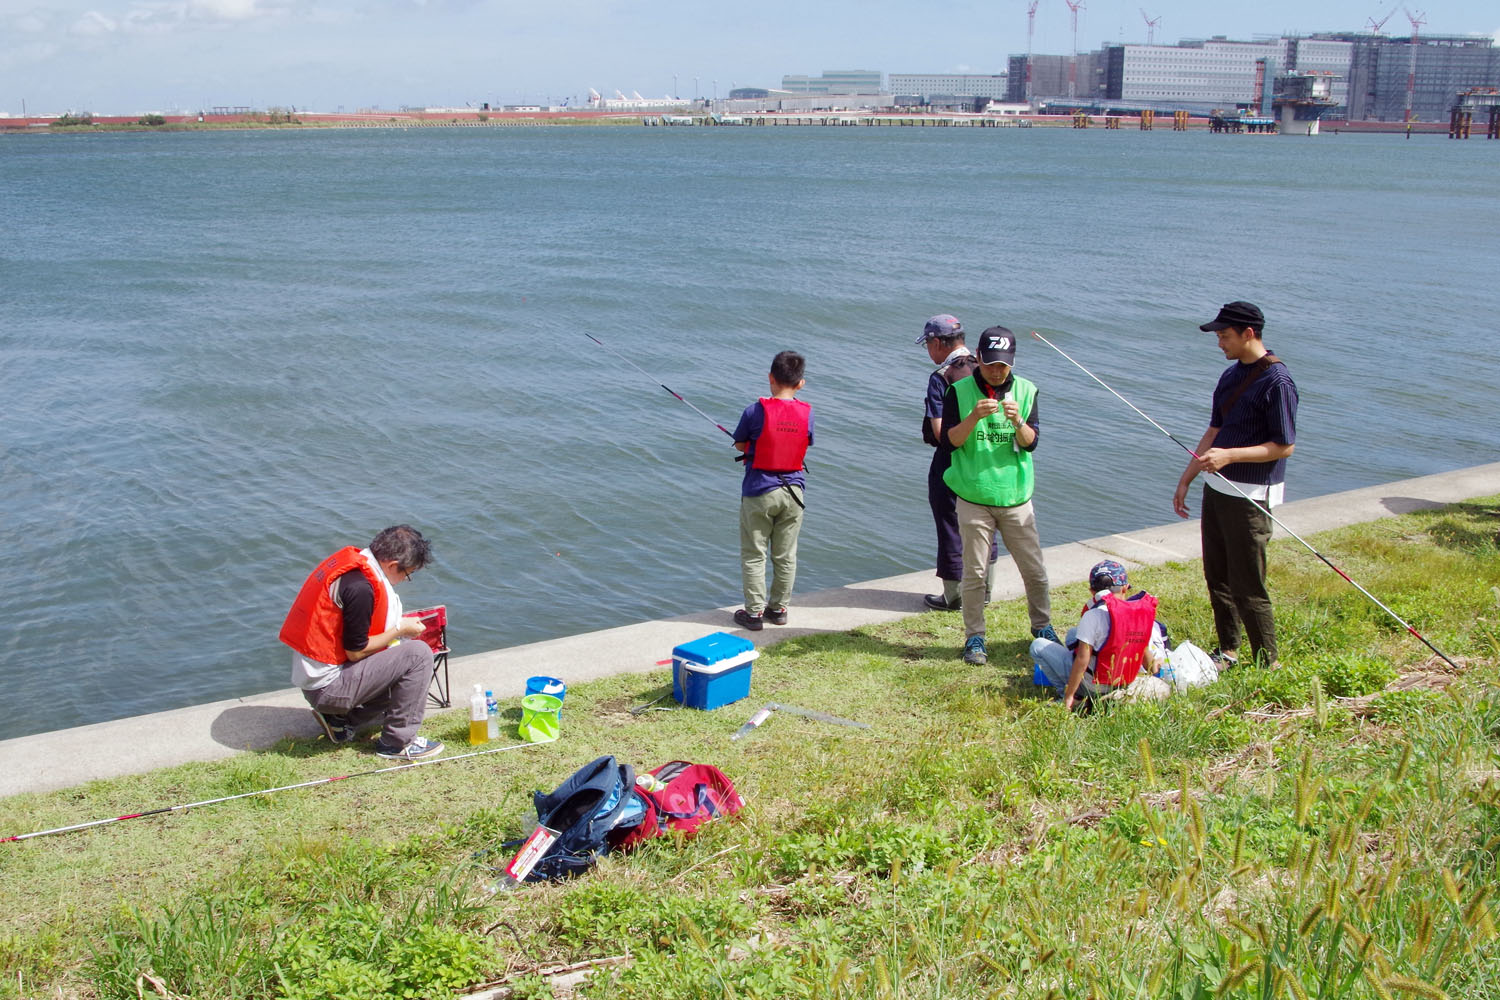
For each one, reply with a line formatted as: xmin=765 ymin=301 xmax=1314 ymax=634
xmin=672 ymin=632 xmax=758 ymax=710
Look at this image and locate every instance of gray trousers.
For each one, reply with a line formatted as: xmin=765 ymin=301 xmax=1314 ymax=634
xmin=303 ymin=639 xmax=433 ymax=749
xmin=740 ymin=485 xmax=805 ymax=613
xmin=956 ymin=497 xmax=1052 ymax=638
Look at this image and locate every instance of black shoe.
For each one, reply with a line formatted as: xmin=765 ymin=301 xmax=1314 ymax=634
xmin=923 ymin=593 xmax=961 ymax=611
xmin=312 ymin=709 xmax=355 ymax=744
xmin=764 ymin=606 xmax=788 ymax=626
xmin=733 ymin=608 xmax=764 ymax=631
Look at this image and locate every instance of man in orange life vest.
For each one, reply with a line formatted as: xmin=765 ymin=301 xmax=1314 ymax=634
xmin=1030 ymin=560 xmax=1161 ymax=710
xmin=731 ymin=351 xmax=813 ymax=632
xmin=279 ymin=525 xmax=444 ymax=760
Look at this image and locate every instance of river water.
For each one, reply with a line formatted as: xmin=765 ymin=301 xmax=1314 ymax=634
xmin=3 ymin=124 xmax=1496 ymax=738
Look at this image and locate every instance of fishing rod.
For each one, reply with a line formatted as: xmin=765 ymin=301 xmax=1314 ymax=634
xmin=584 ymin=333 xmax=806 ymax=507
xmin=583 ymin=333 xmax=735 ymax=440
xmin=3 ymin=739 xmax=544 ymax=844
xmin=1030 ymin=328 xmax=1460 ymax=671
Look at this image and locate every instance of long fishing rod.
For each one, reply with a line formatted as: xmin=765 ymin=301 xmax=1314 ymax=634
xmin=584 ymin=333 xmax=807 ymax=508
xmin=583 ymin=333 xmax=734 ymax=439
xmin=3 ymin=739 xmax=543 ymax=844
xmin=1030 ymin=328 xmax=1460 ymax=671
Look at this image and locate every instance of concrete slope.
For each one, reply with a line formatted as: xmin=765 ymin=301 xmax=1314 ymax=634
xmin=2 ymin=463 xmax=1496 ymax=799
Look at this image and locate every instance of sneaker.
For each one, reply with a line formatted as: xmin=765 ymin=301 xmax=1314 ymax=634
xmin=1031 ymin=624 xmax=1060 ymax=643
xmin=963 ymin=635 xmax=988 ymax=665
xmin=1209 ymin=648 xmax=1239 ymax=669
xmin=733 ymin=608 xmax=764 ymax=631
xmin=375 ymin=736 xmax=444 ymax=761
xmin=312 ymin=710 xmax=355 ymax=744
xmin=923 ymin=593 xmax=961 ymax=611
xmin=764 ymin=606 xmax=788 ymax=626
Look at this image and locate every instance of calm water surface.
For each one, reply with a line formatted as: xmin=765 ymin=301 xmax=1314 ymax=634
xmin=3 ymin=125 xmax=1497 ymax=738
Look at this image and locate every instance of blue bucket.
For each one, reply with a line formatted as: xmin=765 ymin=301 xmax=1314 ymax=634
xmin=526 ymin=675 xmax=566 ymax=703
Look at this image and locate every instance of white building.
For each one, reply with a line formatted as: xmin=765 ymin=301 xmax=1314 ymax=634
xmin=888 ymin=73 xmax=1009 ymax=99
xmin=1117 ymin=38 xmax=1287 ymax=108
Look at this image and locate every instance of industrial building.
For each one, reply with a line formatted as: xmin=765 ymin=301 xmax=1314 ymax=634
xmin=1008 ymin=32 xmax=1498 ymax=122
xmin=889 ymin=73 xmax=1009 ymax=100
xmin=780 ymin=70 xmax=883 ymax=95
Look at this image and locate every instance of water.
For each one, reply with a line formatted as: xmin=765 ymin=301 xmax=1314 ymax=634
xmin=3 ymin=126 xmax=1497 ymax=739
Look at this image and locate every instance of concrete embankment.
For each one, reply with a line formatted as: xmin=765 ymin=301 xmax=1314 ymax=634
xmin=3 ymin=462 xmax=1497 ymax=800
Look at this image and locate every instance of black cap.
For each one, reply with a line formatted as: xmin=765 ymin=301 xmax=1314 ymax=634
xmin=976 ymin=326 xmax=1016 ymax=365
xmin=1200 ymin=301 xmax=1264 ymax=332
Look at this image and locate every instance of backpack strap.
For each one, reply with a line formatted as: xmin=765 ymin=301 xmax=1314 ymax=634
xmin=1217 ymin=353 xmax=1282 ymax=424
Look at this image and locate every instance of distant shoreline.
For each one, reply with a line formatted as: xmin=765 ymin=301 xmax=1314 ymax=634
xmin=0 ymin=109 xmax=1455 ymax=136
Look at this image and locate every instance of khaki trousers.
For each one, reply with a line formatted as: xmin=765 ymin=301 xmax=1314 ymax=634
xmin=740 ymin=485 xmax=805 ymax=613
xmin=956 ymin=497 xmax=1051 ymax=638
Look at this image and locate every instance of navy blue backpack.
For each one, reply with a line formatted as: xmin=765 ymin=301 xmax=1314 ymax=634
xmin=525 ymin=755 xmax=637 ymax=882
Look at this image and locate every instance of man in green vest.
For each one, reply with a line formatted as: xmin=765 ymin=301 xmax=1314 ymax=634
xmin=939 ymin=327 xmax=1057 ymax=665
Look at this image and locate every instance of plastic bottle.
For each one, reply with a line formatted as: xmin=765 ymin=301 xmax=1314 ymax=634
xmin=469 ymin=684 xmax=488 ymax=745
xmin=485 ymin=689 xmax=499 ymax=740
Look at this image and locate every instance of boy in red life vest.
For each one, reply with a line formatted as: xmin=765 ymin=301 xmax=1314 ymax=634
xmin=730 ymin=351 xmax=813 ymax=632
xmin=1030 ymin=560 xmax=1162 ymax=710
xmin=279 ymin=524 xmax=445 ymax=760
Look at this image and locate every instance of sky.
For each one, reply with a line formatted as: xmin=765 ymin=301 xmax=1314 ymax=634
xmin=2 ymin=0 xmax=1498 ymax=116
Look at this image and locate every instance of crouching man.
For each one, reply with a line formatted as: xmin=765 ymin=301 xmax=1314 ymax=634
xmin=1030 ymin=560 xmax=1160 ymax=711
xmin=280 ymin=524 xmax=444 ymax=760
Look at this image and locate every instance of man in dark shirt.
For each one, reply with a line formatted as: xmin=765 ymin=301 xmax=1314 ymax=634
xmin=1173 ymin=301 xmax=1298 ymax=669
xmin=917 ymin=314 xmax=995 ymax=611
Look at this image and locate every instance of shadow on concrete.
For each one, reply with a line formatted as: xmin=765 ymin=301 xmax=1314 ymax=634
xmin=210 ymin=705 xmax=316 ymax=751
xmin=1380 ymin=495 xmax=1447 ymax=515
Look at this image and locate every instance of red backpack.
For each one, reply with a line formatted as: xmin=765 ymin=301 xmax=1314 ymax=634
xmin=610 ymin=761 xmax=743 ymax=852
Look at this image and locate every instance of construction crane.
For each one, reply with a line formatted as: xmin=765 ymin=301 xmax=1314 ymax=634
xmin=1404 ymin=7 xmax=1426 ymax=122
xmin=1365 ymin=8 xmax=1394 ymax=34
xmin=1140 ymin=8 xmax=1161 ymax=45
xmin=1063 ymin=0 xmax=1085 ymax=101
xmin=1026 ymin=0 xmax=1040 ymax=104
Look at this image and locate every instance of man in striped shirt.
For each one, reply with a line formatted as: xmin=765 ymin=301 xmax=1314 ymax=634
xmin=1172 ymin=301 xmax=1298 ymax=670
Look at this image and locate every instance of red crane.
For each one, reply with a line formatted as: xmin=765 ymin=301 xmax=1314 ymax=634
xmin=1404 ymin=7 xmax=1426 ymax=122
xmin=1140 ymin=8 xmax=1161 ymax=45
xmin=1063 ymin=0 xmax=1085 ymax=100
xmin=1365 ymin=8 xmax=1394 ymax=34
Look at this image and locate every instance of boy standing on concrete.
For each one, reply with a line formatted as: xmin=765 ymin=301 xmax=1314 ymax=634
xmin=732 ymin=351 xmax=813 ymax=632
xmin=940 ymin=327 xmax=1056 ymax=664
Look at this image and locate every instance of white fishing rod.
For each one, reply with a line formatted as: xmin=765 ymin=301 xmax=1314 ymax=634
xmin=3 ymin=739 xmax=545 ymax=844
xmin=1030 ymin=328 xmax=1460 ymax=671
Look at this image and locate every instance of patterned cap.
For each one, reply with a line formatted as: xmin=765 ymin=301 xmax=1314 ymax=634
xmin=917 ymin=314 xmax=963 ymax=345
xmin=1088 ymin=560 xmax=1129 ymax=590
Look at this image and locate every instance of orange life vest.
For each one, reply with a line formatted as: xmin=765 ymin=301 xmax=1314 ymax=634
xmin=750 ymin=397 xmax=811 ymax=473
xmin=1093 ymin=592 xmax=1159 ymax=687
xmin=278 ymin=547 xmax=389 ymax=666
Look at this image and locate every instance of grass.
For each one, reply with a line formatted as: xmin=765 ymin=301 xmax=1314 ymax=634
xmin=3 ymin=498 xmax=1499 ymax=999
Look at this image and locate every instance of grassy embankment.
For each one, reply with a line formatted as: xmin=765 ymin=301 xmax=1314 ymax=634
xmin=3 ymin=498 xmax=1499 ymax=999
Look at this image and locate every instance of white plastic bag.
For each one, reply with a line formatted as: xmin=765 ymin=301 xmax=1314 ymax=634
xmin=1164 ymin=640 xmax=1219 ymax=692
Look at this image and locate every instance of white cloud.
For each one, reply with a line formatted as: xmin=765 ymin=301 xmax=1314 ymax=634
xmin=70 ymin=9 xmax=118 ymax=34
xmin=188 ymin=0 xmax=263 ymax=20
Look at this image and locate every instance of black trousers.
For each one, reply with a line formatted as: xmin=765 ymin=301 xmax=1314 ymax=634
xmin=1200 ymin=485 xmax=1277 ymax=664
xmin=928 ymin=452 xmax=997 ymax=581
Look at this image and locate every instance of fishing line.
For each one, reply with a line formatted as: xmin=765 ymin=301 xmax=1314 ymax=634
xmin=583 ymin=332 xmax=735 ymax=439
xmin=584 ymin=333 xmax=806 ymax=508
xmin=3 ymin=739 xmax=544 ymax=844
xmin=1030 ymin=328 xmax=1460 ymax=670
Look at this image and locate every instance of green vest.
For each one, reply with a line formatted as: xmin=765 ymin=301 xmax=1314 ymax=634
xmin=942 ymin=374 xmax=1037 ymax=507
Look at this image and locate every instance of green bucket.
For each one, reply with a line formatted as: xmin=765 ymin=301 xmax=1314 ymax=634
xmin=518 ymin=693 xmax=562 ymax=743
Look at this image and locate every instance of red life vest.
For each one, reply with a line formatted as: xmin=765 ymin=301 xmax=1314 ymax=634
xmin=1093 ymin=591 xmax=1159 ymax=687
xmin=278 ymin=547 xmax=389 ymax=665
xmin=750 ymin=397 xmax=811 ymax=473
